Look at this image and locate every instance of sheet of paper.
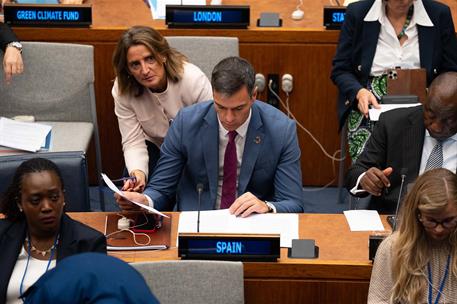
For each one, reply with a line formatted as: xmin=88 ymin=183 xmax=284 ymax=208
xmin=344 ymin=210 xmax=385 ymax=231
xmin=178 ymin=209 xmax=299 ymax=247
xmin=148 ymin=0 xmax=205 ymax=19
xmin=0 ymin=117 xmax=51 ymax=152
xmin=101 ymin=173 xmax=168 ymax=218
xmin=369 ymin=103 xmax=421 ymax=121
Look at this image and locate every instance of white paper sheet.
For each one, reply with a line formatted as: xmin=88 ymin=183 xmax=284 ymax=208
xmin=0 ymin=117 xmax=51 ymax=152
xmin=101 ymin=173 xmax=168 ymax=218
xmin=343 ymin=210 xmax=385 ymax=231
xmin=178 ymin=209 xmax=299 ymax=247
xmin=369 ymin=103 xmax=421 ymax=121
xmin=148 ymin=0 xmax=205 ymax=20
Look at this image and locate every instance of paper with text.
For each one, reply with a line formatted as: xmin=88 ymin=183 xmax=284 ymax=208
xmin=0 ymin=117 xmax=51 ymax=152
xmin=101 ymin=173 xmax=168 ymax=218
xmin=344 ymin=210 xmax=385 ymax=231
xmin=178 ymin=209 xmax=299 ymax=247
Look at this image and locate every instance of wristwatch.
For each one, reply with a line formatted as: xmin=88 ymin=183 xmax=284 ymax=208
xmin=264 ymin=201 xmax=274 ymax=213
xmin=7 ymin=41 xmax=23 ymax=54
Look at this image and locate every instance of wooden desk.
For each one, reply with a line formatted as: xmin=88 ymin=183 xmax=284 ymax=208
xmin=69 ymin=212 xmax=389 ymax=304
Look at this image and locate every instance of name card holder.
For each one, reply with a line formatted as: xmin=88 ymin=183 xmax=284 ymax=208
xmin=323 ymin=6 xmax=346 ymax=30
xmin=3 ymin=3 xmax=92 ymax=27
xmin=178 ymin=233 xmax=280 ymax=262
xmin=165 ymin=5 xmax=249 ymax=29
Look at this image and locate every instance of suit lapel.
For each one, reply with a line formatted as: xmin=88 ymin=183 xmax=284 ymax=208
xmin=238 ymin=105 xmax=264 ymax=195
xmin=202 ymin=108 xmax=219 ymax=207
xmin=57 ymin=214 xmax=77 ymax=261
xmin=418 ymin=25 xmax=434 ymax=74
xmin=402 ymin=108 xmax=425 ymax=177
xmin=361 ymin=21 xmax=381 ymax=79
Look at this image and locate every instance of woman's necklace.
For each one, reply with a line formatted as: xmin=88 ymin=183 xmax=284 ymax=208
xmin=397 ymin=5 xmax=414 ymax=40
xmin=24 ymin=236 xmax=59 ymax=257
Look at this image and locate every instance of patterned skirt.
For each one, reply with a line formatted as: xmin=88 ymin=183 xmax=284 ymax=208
xmin=347 ymin=75 xmax=387 ymax=162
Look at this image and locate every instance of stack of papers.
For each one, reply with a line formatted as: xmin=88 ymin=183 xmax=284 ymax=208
xmin=0 ymin=117 xmax=52 ymax=152
xmin=178 ymin=210 xmax=299 ymax=248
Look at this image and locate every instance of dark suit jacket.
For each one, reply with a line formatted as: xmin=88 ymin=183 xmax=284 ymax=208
xmin=143 ymin=100 xmax=304 ymax=213
xmin=331 ymin=0 xmax=457 ymax=128
xmin=0 ymin=23 xmax=18 ymax=52
xmin=0 ymin=214 xmax=107 ymax=303
xmin=345 ymin=106 xmax=427 ymax=213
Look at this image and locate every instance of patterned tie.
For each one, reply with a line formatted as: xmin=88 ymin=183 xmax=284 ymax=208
xmin=425 ymin=140 xmax=443 ymax=171
xmin=221 ymin=131 xmax=237 ymax=209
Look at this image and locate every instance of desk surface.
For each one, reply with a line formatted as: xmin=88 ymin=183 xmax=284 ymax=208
xmin=69 ymin=212 xmax=389 ymax=280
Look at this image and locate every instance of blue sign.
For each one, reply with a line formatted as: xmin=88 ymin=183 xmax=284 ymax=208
xmin=4 ymin=4 xmax=92 ymax=27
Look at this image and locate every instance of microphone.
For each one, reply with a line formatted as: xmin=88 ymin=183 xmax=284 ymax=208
xmin=392 ymin=168 xmax=408 ymax=231
xmin=255 ymin=73 xmax=266 ymax=93
xmin=196 ymin=183 xmax=204 ymax=233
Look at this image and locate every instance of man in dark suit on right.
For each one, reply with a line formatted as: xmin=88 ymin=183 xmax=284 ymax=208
xmin=346 ymin=72 xmax=457 ymax=214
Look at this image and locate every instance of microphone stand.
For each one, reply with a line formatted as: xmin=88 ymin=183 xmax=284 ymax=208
xmin=196 ymin=183 xmax=203 ymax=233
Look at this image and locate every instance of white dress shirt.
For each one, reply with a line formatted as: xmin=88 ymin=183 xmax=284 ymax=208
xmin=419 ymin=131 xmax=457 ymax=174
xmin=6 ymin=247 xmax=56 ymax=304
xmin=364 ymin=0 xmax=433 ymax=76
xmin=215 ymin=110 xmax=251 ymax=209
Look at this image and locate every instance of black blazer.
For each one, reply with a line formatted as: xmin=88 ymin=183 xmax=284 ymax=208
xmin=331 ymin=0 xmax=457 ymax=128
xmin=345 ymin=106 xmax=426 ymax=213
xmin=0 ymin=23 xmax=18 ymax=52
xmin=0 ymin=214 xmax=107 ymax=303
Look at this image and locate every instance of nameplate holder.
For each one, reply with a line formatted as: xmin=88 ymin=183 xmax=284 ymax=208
xmin=323 ymin=6 xmax=346 ymax=30
xmin=3 ymin=3 xmax=92 ymax=27
xmin=165 ymin=5 xmax=249 ymax=29
xmin=178 ymin=233 xmax=280 ymax=262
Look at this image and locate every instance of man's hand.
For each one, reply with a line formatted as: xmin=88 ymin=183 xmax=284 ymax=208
xmin=356 ymin=88 xmax=380 ymax=118
xmin=115 ymin=191 xmax=148 ymax=211
xmin=360 ymin=167 xmax=393 ymax=196
xmin=122 ymin=169 xmax=146 ymax=192
xmin=3 ymin=46 xmax=23 ymax=84
xmin=228 ymin=192 xmax=270 ymax=218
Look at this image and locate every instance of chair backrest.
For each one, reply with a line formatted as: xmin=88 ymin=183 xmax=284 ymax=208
xmin=0 ymin=41 xmax=95 ymax=122
xmin=165 ymin=36 xmax=239 ymax=79
xmin=0 ymin=151 xmax=90 ymax=211
xmin=131 ymin=260 xmax=244 ymax=304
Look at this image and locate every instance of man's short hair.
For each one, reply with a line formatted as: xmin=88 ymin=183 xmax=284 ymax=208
xmin=211 ymin=57 xmax=255 ymax=98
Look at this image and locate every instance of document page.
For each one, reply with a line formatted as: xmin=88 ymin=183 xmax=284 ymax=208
xmin=344 ymin=210 xmax=385 ymax=231
xmin=369 ymin=103 xmax=420 ymax=121
xmin=178 ymin=209 xmax=299 ymax=247
xmin=0 ymin=117 xmax=51 ymax=152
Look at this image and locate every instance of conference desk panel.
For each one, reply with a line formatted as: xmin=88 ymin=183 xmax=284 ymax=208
xmin=69 ymin=212 xmax=389 ymax=304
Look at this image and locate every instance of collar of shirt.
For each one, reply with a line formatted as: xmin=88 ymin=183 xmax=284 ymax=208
xmin=217 ymin=108 xmax=252 ymax=139
xmin=364 ymin=0 xmax=433 ymax=27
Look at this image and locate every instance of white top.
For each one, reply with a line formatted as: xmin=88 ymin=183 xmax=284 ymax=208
xmin=112 ymin=62 xmax=213 ymax=178
xmin=6 ymin=246 xmax=56 ymax=304
xmin=364 ymin=0 xmax=433 ymax=76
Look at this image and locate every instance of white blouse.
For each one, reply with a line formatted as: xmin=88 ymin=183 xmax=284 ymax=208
xmin=364 ymin=0 xmax=434 ymax=76
xmin=6 ymin=246 xmax=56 ymax=304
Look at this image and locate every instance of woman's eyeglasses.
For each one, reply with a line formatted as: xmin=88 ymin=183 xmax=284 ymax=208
xmin=418 ymin=215 xmax=457 ymax=229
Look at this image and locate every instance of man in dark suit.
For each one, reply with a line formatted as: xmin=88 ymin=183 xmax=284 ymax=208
xmin=0 ymin=22 xmax=23 ymax=83
xmin=346 ymin=72 xmax=457 ymax=213
xmin=116 ymin=56 xmax=304 ymax=217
